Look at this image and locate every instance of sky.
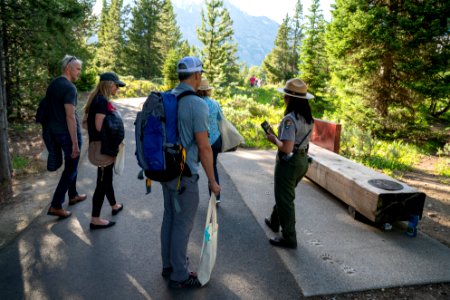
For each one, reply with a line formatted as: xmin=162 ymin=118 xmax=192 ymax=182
xmin=93 ymin=0 xmax=335 ymax=23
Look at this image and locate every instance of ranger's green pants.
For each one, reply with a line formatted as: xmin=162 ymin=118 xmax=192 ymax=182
xmin=270 ymin=151 xmax=309 ymax=245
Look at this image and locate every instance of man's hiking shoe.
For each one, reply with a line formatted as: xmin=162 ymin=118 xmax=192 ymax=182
xmin=161 ymin=267 xmax=173 ymax=278
xmin=169 ymin=274 xmax=201 ymax=289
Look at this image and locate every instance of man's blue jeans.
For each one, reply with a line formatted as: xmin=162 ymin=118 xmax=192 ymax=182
xmin=50 ymin=130 xmax=82 ymax=209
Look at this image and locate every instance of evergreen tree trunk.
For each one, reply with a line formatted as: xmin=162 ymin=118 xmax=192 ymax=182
xmin=0 ymin=3 xmax=12 ymax=201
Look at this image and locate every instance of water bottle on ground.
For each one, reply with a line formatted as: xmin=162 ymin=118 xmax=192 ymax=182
xmin=405 ymin=214 xmax=419 ymax=237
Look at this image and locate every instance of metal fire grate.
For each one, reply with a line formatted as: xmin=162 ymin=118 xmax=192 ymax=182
xmin=368 ymin=179 xmax=404 ymax=191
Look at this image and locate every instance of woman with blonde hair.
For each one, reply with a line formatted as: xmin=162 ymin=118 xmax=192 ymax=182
xmin=84 ymin=72 xmax=125 ymax=230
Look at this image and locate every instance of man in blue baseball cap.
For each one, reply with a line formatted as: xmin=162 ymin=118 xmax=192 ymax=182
xmin=176 ymin=56 xmax=206 ymax=74
xmin=159 ymin=56 xmax=220 ymax=289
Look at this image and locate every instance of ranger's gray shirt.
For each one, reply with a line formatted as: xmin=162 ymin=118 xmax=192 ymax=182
xmin=172 ymin=82 xmax=209 ymax=175
xmin=278 ymin=112 xmax=313 ymax=149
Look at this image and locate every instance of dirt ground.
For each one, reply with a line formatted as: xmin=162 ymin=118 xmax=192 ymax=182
xmin=4 ymin=122 xmax=450 ymax=299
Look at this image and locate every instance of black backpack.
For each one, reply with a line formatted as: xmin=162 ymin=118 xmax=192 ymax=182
xmin=35 ymin=96 xmax=49 ymax=125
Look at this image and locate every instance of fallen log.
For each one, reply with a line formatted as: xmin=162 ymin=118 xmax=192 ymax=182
xmin=306 ymin=143 xmax=426 ymax=224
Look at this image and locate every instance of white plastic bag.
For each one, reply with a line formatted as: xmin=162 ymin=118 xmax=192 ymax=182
xmin=114 ymin=142 xmax=125 ymax=175
xmin=197 ymin=194 xmax=219 ymax=286
xmin=219 ymin=111 xmax=244 ymax=152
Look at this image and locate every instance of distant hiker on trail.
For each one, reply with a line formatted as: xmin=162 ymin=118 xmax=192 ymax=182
xmin=160 ymin=56 xmax=220 ymax=289
xmin=45 ymin=55 xmax=87 ymax=219
xmin=84 ymin=72 xmax=126 ymax=230
xmin=249 ymin=75 xmax=256 ymax=87
xmin=264 ymin=78 xmax=314 ymax=249
xmin=197 ymin=77 xmax=223 ymax=205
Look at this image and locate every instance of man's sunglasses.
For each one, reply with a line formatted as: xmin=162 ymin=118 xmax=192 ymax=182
xmin=67 ymin=56 xmax=77 ymax=64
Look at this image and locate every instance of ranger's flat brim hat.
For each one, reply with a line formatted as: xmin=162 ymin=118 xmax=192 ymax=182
xmin=276 ymin=78 xmax=314 ymax=100
xmin=198 ymin=78 xmax=213 ymax=91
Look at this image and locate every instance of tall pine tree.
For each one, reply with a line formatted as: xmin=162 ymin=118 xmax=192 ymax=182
xmin=125 ymin=0 xmax=162 ymax=79
xmin=298 ymin=0 xmax=328 ymax=95
xmin=326 ymin=0 xmax=450 ymax=134
xmin=157 ymin=0 xmax=182 ymax=61
xmin=96 ymin=0 xmax=124 ymax=73
xmin=98 ymin=0 xmax=109 ymax=47
xmin=197 ymin=0 xmax=239 ymax=87
xmin=262 ymin=16 xmax=291 ymax=84
xmin=289 ymin=0 xmax=305 ymax=77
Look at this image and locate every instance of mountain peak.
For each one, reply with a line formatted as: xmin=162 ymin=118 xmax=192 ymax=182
xmin=174 ymin=1 xmax=278 ymax=67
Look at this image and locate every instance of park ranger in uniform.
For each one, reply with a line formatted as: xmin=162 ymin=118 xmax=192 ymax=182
xmin=263 ymin=78 xmax=315 ymax=249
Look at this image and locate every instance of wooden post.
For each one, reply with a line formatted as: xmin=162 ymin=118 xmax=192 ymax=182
xmin=310 ymin=119 xmax=341 ymax=154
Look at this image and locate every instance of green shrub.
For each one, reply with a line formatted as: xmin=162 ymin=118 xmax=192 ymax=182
xmin=216 ymin=86 xmax=284 ymax=149
xmin=117 ymin=77 xmax=162 ymax=98
xmin=76 ymin=68 xmax=97 ymax=92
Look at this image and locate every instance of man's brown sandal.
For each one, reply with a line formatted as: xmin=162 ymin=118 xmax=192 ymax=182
xmin=69 ymin=194 xmax=87 ymax=206
xmin=47 ymin=208 xmax=72 ymax=219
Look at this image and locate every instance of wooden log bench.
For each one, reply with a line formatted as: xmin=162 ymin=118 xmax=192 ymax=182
xmin=306 ymin=119 xmax=426 ymax=224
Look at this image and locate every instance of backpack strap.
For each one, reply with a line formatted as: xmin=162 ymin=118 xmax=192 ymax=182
xmin=174 ymin=90 xmax=199 ymax=195
xmin=176 ymin=90 xmax=197 ymax=101
xmin=175 ymin=89 xmax=199 ymax=154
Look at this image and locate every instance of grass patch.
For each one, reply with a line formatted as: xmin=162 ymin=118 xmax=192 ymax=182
xmin=12 ymin=155 xmax=30 ymax=170
xmin=9 ymin=122 xmax=40 ymax=132
xmin=340 ymin=127 xmax=422 ymax=175
xmin=435 ymin=143 xmax=450 ymax=178
xmin=436 ymin=158 xmax=450 ymax=177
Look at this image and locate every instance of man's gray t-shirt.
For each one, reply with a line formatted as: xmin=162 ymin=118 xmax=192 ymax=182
xmin=172 ymin=82 xmax=209 ymax=175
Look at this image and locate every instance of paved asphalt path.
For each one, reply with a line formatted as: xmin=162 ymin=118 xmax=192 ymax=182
xmin=0 ymin=99 xmax=303 ymax=299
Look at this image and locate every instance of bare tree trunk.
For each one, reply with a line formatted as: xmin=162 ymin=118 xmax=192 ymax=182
xmin=0 ymin=4 xmax=12 ymax=203
xmin=432 ymin=101 xmax=450 ymax=118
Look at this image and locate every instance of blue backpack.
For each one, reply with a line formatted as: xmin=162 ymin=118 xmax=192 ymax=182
xmin=135 ymin=90 xmax=196 ymax=183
